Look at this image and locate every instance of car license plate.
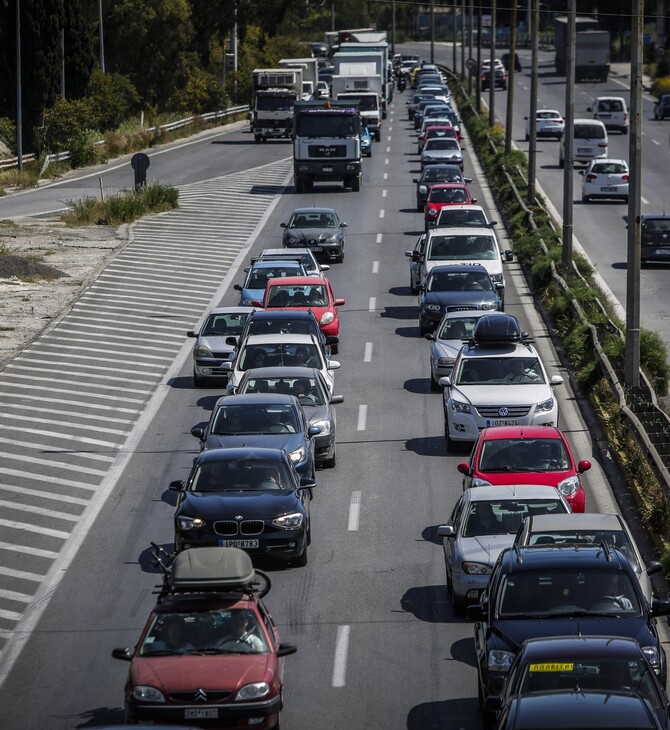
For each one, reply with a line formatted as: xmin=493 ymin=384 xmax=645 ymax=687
xmin=218 ymin=539 xmax=259 ymax=548
xmin=601 ymin=186 xmax=616 ymax=192
xmin=490 ymin=419 xmax=519 ymax=426
xmin=578 ymin=148 xmax=591 ymax=153
xmin=322 ymin=166 xmax=333 ymax=172
xmin=655 ymin=249 xmax=670 ymax=256
xmin=185 ymin=709 xmax=219 ymax=719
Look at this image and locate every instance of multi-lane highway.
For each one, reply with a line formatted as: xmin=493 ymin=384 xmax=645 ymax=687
xmin=0 ymin=42 xmax=659 ymax=729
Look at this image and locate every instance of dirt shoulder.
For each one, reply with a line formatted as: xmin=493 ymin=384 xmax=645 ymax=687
xmin=0 ymin=218 xmax=128 ymax=369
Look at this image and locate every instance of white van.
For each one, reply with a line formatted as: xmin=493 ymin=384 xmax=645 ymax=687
xmin=559 ymin=119 xmax=608 ymax=167
xmin=588 ymin=96 xmax=628 ymax=134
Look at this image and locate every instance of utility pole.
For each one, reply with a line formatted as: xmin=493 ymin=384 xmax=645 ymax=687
xmin=504 ymin=0 xmax=518 ymax=154
xmin=476 ymin=0 xmax=482 ymax=111
xmin=527 ymin=0 xmax=539 ymax=204
xmin=431 ymin=0 xmax=435 ymax=64
xmin=98 ymin=0 xmax=105 ymax=72
xmin=392 ymin=0 xmax=396 ymax=56
xmin=16 ymin=0 xmax=22 ymax=172
xmin=452 ymin=0 xmax=457 ymax=72
xmin=626 ymin=0 xmax=644 ymax=388
xmin=561 ymin=0 xmax=576 ymax=269
xmin=61 ymin=28 xmax=65 ymax=99
xmin=468 ymin=0 xmax=474 ymax=96
xmin=489 ymin=0 xmax=496 ymax=127
xmin=460 ymin=0 xmax=466 ymax=78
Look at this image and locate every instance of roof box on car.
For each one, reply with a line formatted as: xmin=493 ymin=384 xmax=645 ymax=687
xmin=168 ymin=547 xmax=255 ymax=591
xmin=473 ymin=313 xmax=523 ymax=345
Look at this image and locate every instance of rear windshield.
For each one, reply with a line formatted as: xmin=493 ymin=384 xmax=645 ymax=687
xmin=574 ymin=124 xmax=606 ymax=139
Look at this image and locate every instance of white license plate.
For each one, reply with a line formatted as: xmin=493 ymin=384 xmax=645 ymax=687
xmin=655 ymin=249 xmax=670 ymax=256
xmin=322 ymin=166 xmax=333 ymax=172
xmin=578 ymin=148 xmax=591 ymax=153
xmin=490 ymin=419 xmax=519 ymax=426
xmin=218 ymin=539 xmax=259 ymax=548
xmin=601 ymin=186 xmax=616 ymax=192
xmin=185 ymin=709 xmax=219 ymax=719
xmin=310 ymin=246 xmax=323 ymax=252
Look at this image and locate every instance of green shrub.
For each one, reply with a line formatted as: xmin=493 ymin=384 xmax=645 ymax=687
xmin=651 ymin=76 xmax=670 ymax=98
xmin=68 ymin=130 xmax=100 ymax=168
xmin=86 ymin=70 xmax=140 ymax=131
xmin=0 ymin=117 xmax=17 ymax=155
xmin=39 ymin=98 xmax=99 ymax=153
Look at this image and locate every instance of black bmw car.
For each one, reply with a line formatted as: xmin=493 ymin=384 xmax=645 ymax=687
xmin=171 ymin=447 xmax=315 ymax=565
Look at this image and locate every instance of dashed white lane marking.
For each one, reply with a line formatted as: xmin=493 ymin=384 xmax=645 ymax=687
xmin=379 ymin=209 xmax=385 ymax=218
xmin=357 ymin=405 xmax=368 ymax=431
xmin=376 ymin=233 xmax=383 ymax=243
xmin=348 ymin=491 xmax=361 ymax=531
xmin=382 ymin=189 xmax=387 ymax=197
xmin=653 ymin=139 xmax=660 ymax=145
xmin=364 ymin=342 xmax=373 ymax=361
xmin=368 ymin=297 xmax=376 ymax=312
xmin=372 ymin=261 xmax=379 ymax=273
xmin=386 ymin=146 xmax=391 ymax=153
xmin=641 ymin=196 xmax=649 ymax=204
xmin=332 ymin=625 xmax=350 ymax=687
xmin=385 ymin=158 xmax=389 ymax=165
xmin=384 ymin=172 xmax=388 ymax=179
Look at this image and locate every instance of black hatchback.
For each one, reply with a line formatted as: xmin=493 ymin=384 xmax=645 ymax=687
xmin=640 ymin=214 xmax=670 ymax=264
xmin=467 ymin=544 xmax=670 ymax=717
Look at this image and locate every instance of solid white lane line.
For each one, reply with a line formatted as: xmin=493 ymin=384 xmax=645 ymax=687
xmin=348 ymin=491 xmax=361 ymax=531
xmin=372 ymin=261 xmax=379 ymax=273
xmin=357 ymin=405 xmax=368 ymax=430
xmin=332 ymin=625 xmax=350 ymax=687
xmin=368 ymin=297 xmax=376 ymax=312
xmin=364 ymin=342 xmax=373 ymax=361
xmin=376 ymin=233 xmax=383 ymax=243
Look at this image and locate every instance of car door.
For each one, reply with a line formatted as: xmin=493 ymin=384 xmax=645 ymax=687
xmin=413 ymin=234 xmax=427 ymax=287
xmin=444 ymin=495 xmax=465 ymax=575
xmin=461 ymin=434 xmax=481 ymax=489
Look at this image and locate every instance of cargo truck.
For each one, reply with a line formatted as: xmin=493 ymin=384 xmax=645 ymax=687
xmin=339 ymin=41 xmax=392 ymax=110
xmin=292 ymin=99 xmax=363 ymax=193
xmin=554 ymin=16 xmax=610 ymax=82
xmin=279 ymin=58 xmax=319 ymax=100
xmin=331 ymin=67 xmax=382 ymax=141
xmin=332 ymin=51 xmax=388 ymax=117
xmin=251 ymin=68 xmax=302 ymax=143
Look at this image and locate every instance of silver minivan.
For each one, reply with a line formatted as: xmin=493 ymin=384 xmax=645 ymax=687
xmin=588 ymin=96 xmax=629 ymax=134
xmin=559 ymin=119 xmax=608 ymax=167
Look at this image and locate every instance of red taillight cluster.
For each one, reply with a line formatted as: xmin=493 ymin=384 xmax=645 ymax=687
xmin=586 ymin=174 xmax=597 ymax=182
xmin=622 ymin=174 xmax=629 ymax=181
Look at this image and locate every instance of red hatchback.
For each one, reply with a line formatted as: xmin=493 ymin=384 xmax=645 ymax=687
xmin=456 ymin=425 xmax=591 ymax=512
xmin=424 ymin=183 xmax=477 ymax=230
xmin=256 ymin=275 xmax=344 ymax=338
xmin=113 ymin=547 xmax=296 ymax=729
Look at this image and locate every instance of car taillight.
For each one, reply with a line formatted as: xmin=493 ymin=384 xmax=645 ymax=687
xmin=622 ymin=174 xmax=629 ymax=181
xmin=598 ymin=142 xmax=608 ymax=148
xmin=586 ymin=174 xmax=597 ymax=182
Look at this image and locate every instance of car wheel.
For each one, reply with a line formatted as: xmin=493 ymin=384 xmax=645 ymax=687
xmin=323 ymin=449 xmax=336 ymax=468
xmin=293 ymin=543 xmax=308 ymax=567
xmin=445 ymin=414 xmax=458 ymax=451
xmin=335 ymin=249 xmax=344 ymax=264
xmin=419 ymin=320 xmax=428 ymax=336
xmin=351 ymin=176 xmax=361 ymax=192
xmin=410 ymin=277 xmax=419 ymax=295
xmin=559 ymin=155 xmax=564 ymax=169
xmin=582 ymin=195 xmax=590 ymax=203
xmin=193 ymin=370 xmax=204 ymax=387
xmin=330 ymin=343 xmax=339 ymax=355
xmin=430 ymin=372 xmax=440 ymax=391
xmin=416 ymin=201 xmax=424 ymax=212
xmin=254 ymin=135 xmax=261 ymax=144
xmin=295 ymin=176 xmax=304 ymax=193
xmin=447 ymin=569 xmax=465 ymax=617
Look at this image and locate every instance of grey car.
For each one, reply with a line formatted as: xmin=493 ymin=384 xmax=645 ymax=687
xmin=420 ymin=138 xmax=464 ymax=170
xmin=187 ymin=307 xmax=252 ymax=386
xmin=236 ymin=366 xmax=343 ymax=469
xmin=437 ymin=485 xmax=571 ymax=615
xmin=281 ymin=208 xmax=348 ymax=264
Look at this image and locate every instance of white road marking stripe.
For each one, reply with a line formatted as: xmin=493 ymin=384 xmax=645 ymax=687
xmin=10 ymin=357 xmax=160 ymax=379
xmin=0 ymin=518 xmax=69 ymax=540
xmin=386 ymin=146 xmax=391 ymax=153
xmin=1 ymin=373 xmax=149 ymax=396
xmin=368 ymin=297 xmax=376 ymax=312
xmin=0 ymin=484 xmax=89 ymax=506
xmin=348 ymin=491 xmax=361 ymax=531
xmin=357 ymin=405 xmax=368 ymax=430
xmin=376 ymin=233 xmax=383 ymax=244
xmin=653 ymin=139 xmax=660 ymax=145
xmin=0 ymin=382 xmax=146 ymax=404
xmin=379 ymin=209 xmax=385 ymax=218
xmin=385 ymin=158 xmax=389 ymax=165
xmin=0 ymin=451 xmax=107 ymax=476
xmin=0 ymin=565 xmax=46 ymax=582
xmin=0 ymin=403 xmax=133 ymax=424
xmin=0 ymin=540 xmax=59 ymax=559
xmin=364 ymin=342 xmax=373 ymax=362
xmin=372 ymin=261 xmax=379 ymax=273
xmin=332 ymin=625 xmax=350 ymax=687
xmin=384 ymin=172 xmax=388 ymax=179
xmin=0 ymin=467 xmax=97 ymax=490
xmin=382 ymin=189 xmax=387 ymax=197
xmin=0 ymin=432 xmax=119 ymax=455
xmin=0 ymin=499 xmax=80 ymax=522
xmin=0 ymin=609 xmax=22 ymax=622
xmin=0 ymin=589 xmax=31 ymax=603
xmin=641 ymin=196 xmax=649 ymax=204
xmin=0 ymin=412 xmax=128 ymax=435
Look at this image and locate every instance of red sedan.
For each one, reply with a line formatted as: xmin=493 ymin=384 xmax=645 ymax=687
xmin=113 ymin=547 xmax=296 ymax=729
xmin=257 ymin=275 xmax=344 ymax=338
xmin=456 ymin=425 xmax=591 ymax=512
xmin=424 ymin=183 xmax=477 ymax=231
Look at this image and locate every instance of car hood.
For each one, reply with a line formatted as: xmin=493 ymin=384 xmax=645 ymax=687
xmin=421 ymin=291 xmax=497 ymax=308
xmin=487 ymin=617 xmax=655 ymax=655
xmin=179 ymin=491 xmax=301 ymax=519
xmin=302 ymin=403 xmax=330 ymax=424
xmin=131 ymin=654 xmax=273 ymax=692
xmin=477 ymin=471 xmax=572 ymax=487
xmin=425 ymin=259 xmax=502 ymax=278
xmin=457 ymin=534 xmax=515 ymax=565
xmin=451 ymin=383 xmax=552 ymax=405
xmin=284 ymin=228 xmax=339 ymax=242
xmin=203 ymin=434 xmax=303 ymax=452
xmin=433 ymin=340 xmax=467 ymax=360
xmin=198 ymin=336 xmax=235 ymax=354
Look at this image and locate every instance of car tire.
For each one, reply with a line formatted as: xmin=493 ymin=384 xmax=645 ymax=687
xmin=445 ymin=414 xmax=458 ymax=451
xmin=417 ymin=202 xmax=424 ymax=212
xmin=559 ymin=155 xmax=564 ymax=169
xmin=430 ymin=372 xmax=441 ymax=391
xmin=410 ymin=277 xmax=418 ymax=295
xmin=254 ymin=135 xmax=261 ymax=144
xmin=295 ymin=176 xmax=304 ymax=193
xmin=351 ymin=176 xmax=361 ymax=192
xmin=447 ymin=569 xmax=465 ymax=617
xmin=323 ymin=450 xmax=336 ymax=468
xmin=335 ymin=249 xmax=344 ymax=264
xmin=293 ymin=543 xmax=308 ymax=567
xmin=330 ymin=342 xmax=339 ymax=355
xmin=582 ymin=195 xmax=590 ymax=203
xmin=193 ymin=370 xmax=204 ymax=387
xmin=419 ymin=320 xmax=428 ymax=336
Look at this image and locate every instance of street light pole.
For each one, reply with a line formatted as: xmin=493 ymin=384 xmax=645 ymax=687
xmin=98 ymin=0 xmax=105 ymax=73
xmin=561 ymin=0 xmax=576 ymax=269
xmin=460 ymin=0 xmax=466 ymax=78
xmin=431 ymin=0 xmax=435 ymax=64
xmin=16 ymin=0 xmax=22 ymax=172
xmin=527 ymin=0 xmax=539 ymax=204
xmin=504 ymin=0 xmax=518 ymax=154
xmin=392 ymin=0 xmax=396 ymax=57
xmin=468 ymin=0 xmax=474 ymax=96
xmin=489 ymin=0 xmax=496 ymax=127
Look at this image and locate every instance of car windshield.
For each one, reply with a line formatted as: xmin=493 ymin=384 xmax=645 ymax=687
xmin=289 ymin=212 xmax=337 ymax=228
xmin=428 ymin=187 xmax=468 ymax=203
xmin=455 ymin=357 xmax=545 ymax=385
xmin=574 ymin=124 xmax=605 ymax=139
xmin=246 ymin=265 xmax=302 ymax=289
xmin=643 ymin=218 xmax=670 ymax=232
xmin=479 ymin=438 xmax=570 ymax=472
xmin=463 ymin=498 xmax=567 ymax=538
xmin=525 ymin=530 xmax=640 ymax=572
xmin=517 ymin=658 xmax=660 ymax=706
xmin=238 ymin=343 xmax=322 ymax=370
xmin=427 ymin=128 xmax=455 ymax=139
xmin=427 ymin=234 xmax=498 ymax=261
xmin=437 ymin=209 xmax=488 ymax=226
xmin=425 ymin=139 xmax=459 ymax=151
xmin=266 ymin=284 xmax=327 ymax=307
xmin=427 ymin=270 xmax=492 ymax=292
xmin=191 ymin=457 xmax=294 ymax=492
xmin=140 ymin=610 xmax=269 ymax=656
xmin=423 ymin=167 xmax=462 ymax=182
xmin=497 ymin=569 xmax=640 ymax=618
xmin=247 ymin=318 xmax=316 ymax=337
xmin=260 ymin=253 xmax=318 ymax=273
xmin=437 ymin=316 xmax=481 ymax=340
xmin=239 ymin=376 xmax=325 ymax=405
xmin=201 ymin=313 xmax=248 ymax=337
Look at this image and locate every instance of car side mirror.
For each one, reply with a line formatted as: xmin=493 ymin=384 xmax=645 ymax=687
xmin=320 ymin=264 xmax=331 ymax=272
xmin=220 ymin=361 xmax=233 ymax=371
xmin=187 ymin=330 xmax=197 ymax=338
xmin=417 ymin=284 xmax=425 ymax=292
xmin=466 ymin=603 xmax=486 ymax=621
xmin=471 ymin=197 xmax=478 ymax=203
xmin=413 ymin=178 xmax=419 ymax=183
xmin=577 ymin=459 xmax=591 ymax=473
xmin=647 ymin=561 xmax=663 ymax=576
xmin=464 ymin=177 xmax=472 ymax=183
xmin=277 ymin=643 xmax=298 ymax=657
xmin=169 ymin=480 xmax=185 ymax=492
xmin=437 ymin=524 xmax=455 ymax=538
xmin=504 ymin=250 xmax=514 ymax=262
xmin=495 ymin=282 xmax=504 ymax=291
xmin=651 ymin=599 xmax=670 ymax=617
xmin=579 ymin=170 xmax=585 ymax=176
xmin=489 ymin=221 xmax=498 ymax=227
xmin=112 ymin=647 xmax=133 ymax=662
xmin=225 ymin=336 xmax=238 ymax=346
xmin=457 ymin=462 xmax=471 ymax=475
xmin=524 ymin=115 xmax=529 ymax=120
xmin=330 ymin=394 xmax=344 ymax=404
xmin=334 ymin=298 xmax=345 ymax=306
xmin=325 ymin=335 xmax=339 ymax=346
xmin=424 ymin=332 xmax=435 ymax=341
xmin=191 ymin=427 xmax=205 ymax=440
xmin=308 ymin=425 xmax=322 ymax=437
xmin=438 ymin=376 xmax=452 ymax=388
xmin=233 ymin=284 xmax=243 ymax=291
xmin=341 ymin=222 xmax=348 ymax=228
xmin=299 ymin=477 xmax=317 ymax=489
xmin=550 ymin=375 xmax=564 ymax=386
xmin=586 ymin=106 xmax=592 ymax=112
xmin=327 ymin=360 xmax=341 ymax=370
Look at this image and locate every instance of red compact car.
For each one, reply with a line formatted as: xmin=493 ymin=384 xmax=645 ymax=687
xmin=256 ymin=275 xmax=344 ymax=338
xmin=113 ymin=546 xmax=297 ymax=729
xmin=456 ymin=425 xmax=591 ymax=512
xmin=424 ymin=183 xmax=477 ymax=231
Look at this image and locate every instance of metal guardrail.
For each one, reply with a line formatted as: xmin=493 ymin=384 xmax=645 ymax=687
xmin=1 ymin=104 xmax=250 ymax=174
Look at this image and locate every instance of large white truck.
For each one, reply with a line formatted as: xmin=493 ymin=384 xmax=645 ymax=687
xmin=292 ymin=99 xmax=363 ymax=193
xmin=331 ymin=66 xmax=383 ymax=141
xmin=251 ymin=68 xmax=302 ymax=143
xmin=278 ymin=58 xmax=319 ymax=100
xmin=339 ymin=41 xmax=392 ymax=111
xmin=554 ymin=16 xmax=610 ymax=82
xmin=332 ymin=51 xmax=388 ymax=117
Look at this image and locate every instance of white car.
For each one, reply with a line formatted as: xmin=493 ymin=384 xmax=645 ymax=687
xmin=434 ymin=204 xmax=495 ymax=229
xmin=559 ymin=119 xmax=608 ymax=167
xmin=439 ymin=314 xmax=564 ymax=448
xmin=224 ymin=333 xmax=340 ymax=394
xmin=425 ymin=311 xmax=509 ymax=389
xmin=580 ymin=158 xmax=629 ymax=203
xmin=525 ymin=109 xmax=565 ymax=141
xmin=481 ymin=58 xmax=505 ymax=72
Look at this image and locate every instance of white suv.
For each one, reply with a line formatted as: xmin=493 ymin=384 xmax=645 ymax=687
xmin=438 ymin=315 xmax=564 ymax=448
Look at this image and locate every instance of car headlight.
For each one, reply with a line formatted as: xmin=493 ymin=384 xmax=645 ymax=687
xmin=289 ymin=445 xmax=306 ymax=463
xmin=471 ymin=477 xmax=493 ymax=487
xmin=463 ymin=562 xmax=493 ymax=575
xmin=287 ymin=236 xmax=301 ymax=244
xmin=320 ymin=311 xmax=335 ymax=325
xmin=481 ymin=301 xmax=498 ymax=310
xmin=426 ymin=303 xmax=442 ymax=312
xmin=419 ymin=185 xmax=428 ymax=193
xmin=235 ymin=682 xmax=270 ymax=701
xmin=324 ymin=235 xmax=338 ymax=243
xmin=176 ymin=515 xmax=206 ymax=530
xmin=132 ymin=686 xmax=166 ymax=702
xmin=557 ymin=476 xmax=579 ymax=497
xmin=272 ymin=512 xmax=304 ymax=529
xmin=536 ymin=396 xmax=555 ymax=414
xmin=488 ymin=650 xmax=515 ymax=673
xmin=489 ymin=272 xmax=504 ymax=283
xmin=451 ymin=399 xmax=471 ymax=414
xmin=642 ymin=646 xmax=660 ymax=672
xmin=435 ymin=356 xmax=456 ymax=367
xmin=195 ymin=344 xmax=213 ymax=358
xmin=312 ymin=418 xmax=331 ymax=435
